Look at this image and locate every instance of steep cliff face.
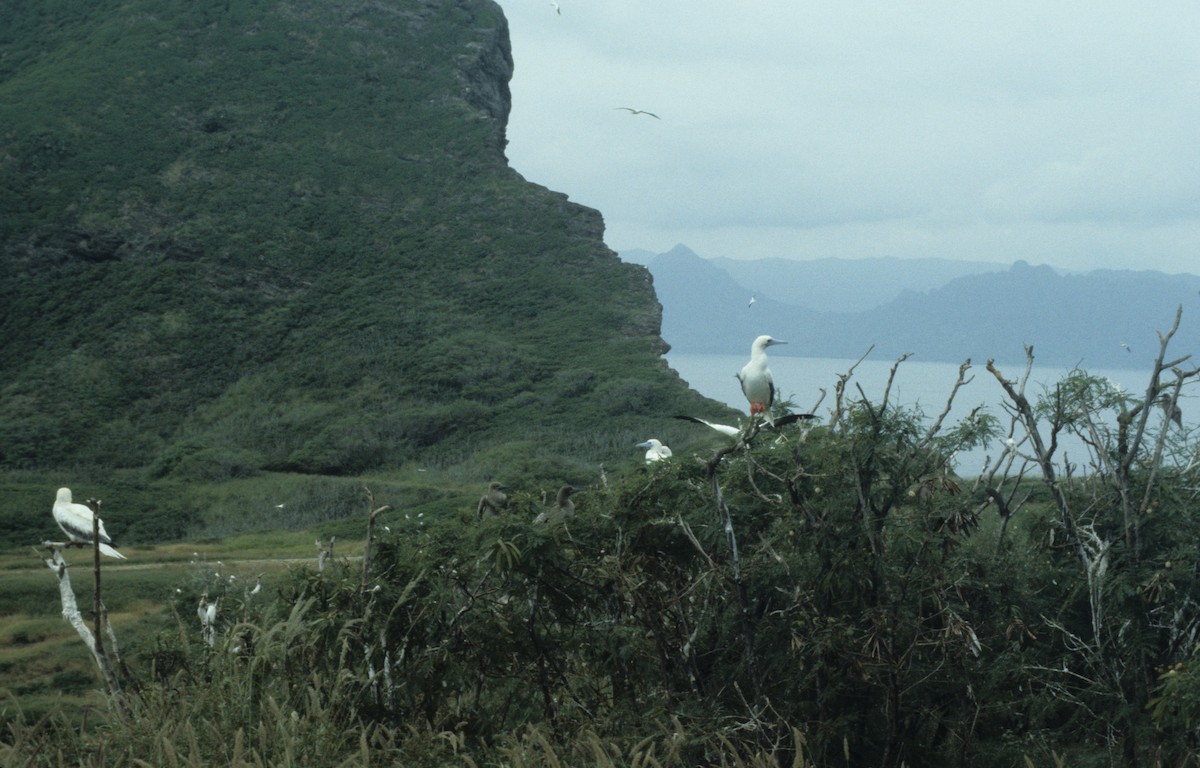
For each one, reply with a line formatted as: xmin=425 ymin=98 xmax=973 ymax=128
xmin=0 ymin=0 xmax=702 ymax=479
xmin=457 ymin=2 xmax=514 ymax=152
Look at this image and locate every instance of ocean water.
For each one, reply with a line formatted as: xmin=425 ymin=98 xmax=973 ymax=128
xmin=666 ymin=352 xmax=1161 ymax=476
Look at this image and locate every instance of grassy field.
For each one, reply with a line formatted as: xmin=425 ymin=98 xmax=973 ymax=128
xmin=0 ymin=530 xmax=348 ymax=723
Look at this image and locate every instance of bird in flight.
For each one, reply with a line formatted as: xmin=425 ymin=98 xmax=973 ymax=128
xmin=615 ymin=107 xmax=660 ymax=119
xmin=549 ymin=1 xmax=560 ymax=14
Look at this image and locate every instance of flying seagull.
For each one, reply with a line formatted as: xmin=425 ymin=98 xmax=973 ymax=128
xmin=52 ymin=487 xmax=126 ymax=559
xmin=635 ymin=438 xmax=673 ymax=463
xmin=748 ymin=294 xmax=756 ymax=308
xmin=737 ymin=335 xmax=786 ymax=416
xmin=476 ymin=481 xmax=508 ymax=520
xmin=549 ymin=0 xmax=560 ymax=14
xmin=615 ymin=107 xmax=660 ymax=119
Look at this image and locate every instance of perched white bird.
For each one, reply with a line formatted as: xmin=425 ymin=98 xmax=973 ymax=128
xmin=198 ymin=593 xmax=218 ymax=645
xmin=636 ymin=438 xmax=673 ymax=463
xmin=51 ymin=487 xmax=126 ymax=559
xmin=736 ymin=335 xmax=786 ymax=416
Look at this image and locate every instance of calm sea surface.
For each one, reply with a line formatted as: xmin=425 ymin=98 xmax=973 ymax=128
xmin=666 ymin=352 xmax=1158 ymax=476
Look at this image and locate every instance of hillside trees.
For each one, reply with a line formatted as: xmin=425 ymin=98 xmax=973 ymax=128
xmin=0 ymin=0 xmax=713 ymax=483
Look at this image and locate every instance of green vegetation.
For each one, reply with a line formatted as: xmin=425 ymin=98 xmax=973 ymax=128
xmin=4 ymin=348 xmax=1200 ymax=766
xmin=6 ymin=0 xmax=1200 ymax=765
xmin=0 ymin=0 xmax=719 ymax=497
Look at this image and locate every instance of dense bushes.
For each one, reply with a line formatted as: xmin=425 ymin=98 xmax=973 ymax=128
xmin=7 ymin=350 xmax=1199 ymax=766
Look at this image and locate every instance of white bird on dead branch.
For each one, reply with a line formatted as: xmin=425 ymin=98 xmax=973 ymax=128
xmin=52 ymin=487 xmax=126 ymax=559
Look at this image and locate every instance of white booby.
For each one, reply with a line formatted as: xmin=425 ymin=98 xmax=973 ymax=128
xmin=635 ymin=438 xmax=673 ymax=463
xmin=198 ymin=593 xmax=217 ymax=645
xmin=675 ymin=412 xmax=816 ymax=438
xmin=674 ymin=415 xmax=741 ymax=437
xmin=51 ymin=487 xmax=126 ymax=559
xmin=533 ymin=485 xmax=578 ymax=525
xmin=477 ymin=481 xmax=508 ymax=520
xmin=736 ymin=335 xmax=786 ymax=416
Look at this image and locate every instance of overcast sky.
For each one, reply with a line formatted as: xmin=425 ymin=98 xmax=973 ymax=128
xmin=496 ymin=1 xmax=1200 ymax=274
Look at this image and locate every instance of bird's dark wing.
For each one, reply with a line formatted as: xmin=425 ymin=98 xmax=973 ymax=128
xmin=771 ymin=413 xmax=817 ymax=428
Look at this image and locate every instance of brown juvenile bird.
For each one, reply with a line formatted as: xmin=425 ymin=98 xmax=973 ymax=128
xmin=476 ymin=481 xmax=508 ymax=520
xmin=533 ymin=485 xmax=578 ymax=525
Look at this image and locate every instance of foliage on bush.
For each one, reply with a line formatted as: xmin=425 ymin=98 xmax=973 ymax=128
xmin=8 ymin=343 xmax=1199 ymax=767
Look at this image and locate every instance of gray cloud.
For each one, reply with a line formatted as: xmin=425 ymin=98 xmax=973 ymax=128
xmin=498 ymin=0 xmax=1200 ymax=274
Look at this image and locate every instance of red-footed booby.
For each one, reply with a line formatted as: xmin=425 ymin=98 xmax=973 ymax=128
xmin=636 ymin=438 xmax=673 ymax=463
xmin=675 ymin=412 xmax=816 ymax=438
xmin=477 ymin=481 xmax=508 ymax=520
xmin=52 ymin=487 xmax=126 ymax=559
xmin=674 ymin=415 xmax=741 ymax=437
xmin=533 ymin=485 xmax=578 ymax=525
xmin=736 ymin=335 xmax=786 ymax=415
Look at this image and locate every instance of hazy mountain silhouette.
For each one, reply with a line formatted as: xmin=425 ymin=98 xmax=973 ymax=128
xmin=635 ymin=245 xmax=1200 ymax=368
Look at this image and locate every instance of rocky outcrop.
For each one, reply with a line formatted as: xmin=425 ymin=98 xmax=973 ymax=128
xmin=457 ymin=2 xmax=513 ymax=153
xmin=0 ymin=0 xmax=710 ymax=478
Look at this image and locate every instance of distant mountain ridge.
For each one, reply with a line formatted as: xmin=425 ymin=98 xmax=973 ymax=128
xmin=630 ymin=245 xmax=1200 ymax=368
xmin=710 ymin=253 xmax=1009 ymax=313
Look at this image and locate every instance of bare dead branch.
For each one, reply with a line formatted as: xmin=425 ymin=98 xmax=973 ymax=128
xmin=830 ymin=345 xmax=874 ymax=430
xmin=42 ymin=546 xmax=124 ymax=705
xmin=362 ymin=486 xmax=394 ymax=592
xmin=919 ymin=359 xmax=974 ymax=452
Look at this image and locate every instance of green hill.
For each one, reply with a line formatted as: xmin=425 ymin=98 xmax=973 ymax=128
xmin=0 ymin=0 xmax=725 ymax=535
